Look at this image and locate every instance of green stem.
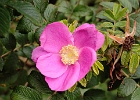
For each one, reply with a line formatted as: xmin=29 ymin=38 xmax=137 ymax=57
xmin=1 ymin=47 xmax=20 ymax=58
xmin=113 ymin=46 xmax=123 ymax=66
xmin=47 ymin=91 xmax=57 ymax=100
xmin=0 ymin=44 xmax=30 ymax=58
xmin=120 ymin=69 xmax=129 ymax=77
xmin=121 ymin=69 xmax=140 ymax=87
xmin=67 ymin=0 xmax=81 ymax=21
xmin=113 ymin=20 xmax=116 ymax=34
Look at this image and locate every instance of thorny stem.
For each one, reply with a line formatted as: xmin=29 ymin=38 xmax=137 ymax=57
xmin=114 ymin=47 xmax=140 ymax=87
xmin=120 ymin=69 xmax=129 ymax=77
xmin=113 ymin=21 xmax=116 ymax=34
xmin=113 ymin=46 xmax=123 ymax=67
xmin=121 ymin=69 xmax=140 ymax=87
xmin=1 ymin=51 xmax=11 ymax=58
xmin=0 ymin=44 xmax=34 ymax=66
xmin=129 ymin=8 xmax=140 ymax=16
xmin=110 ymin=46 xmax=123 ymax=79
xmin=0 ymin=44 xmax=30 ymax=58
xmin=67 ymin=0 xmax=81 ymax=21
xmin=47 ymin=91 xmax=57 ymax=100
xmin=1 ymin=46 xmax=21 ymax=58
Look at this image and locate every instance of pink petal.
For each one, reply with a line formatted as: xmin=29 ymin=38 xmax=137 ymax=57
xmin=74 ymin=23 xmax=92 ymax=32
xmin=95 ymin=31 xmax=105 ymax=50
xmin=77 ymin=47 xmax=97 ymax=81
xmin=73 ymin=23 xmax=105 ymax=51
xmin=36 ymin=54 xmax=67 ymax=78
xmin=31 ymin=46 xmax=48 ymax=62
xmin=40 ymin=22 xmax=73 ymax=53
xmin=45 ymin=62 xmax=80 ymax=91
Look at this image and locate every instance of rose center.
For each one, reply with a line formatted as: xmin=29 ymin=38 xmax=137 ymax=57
xmin=59 ymin=45 xmax=79 ymax=65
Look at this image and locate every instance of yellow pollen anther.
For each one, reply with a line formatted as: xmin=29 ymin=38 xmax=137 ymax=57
xmin=59 ymin=45 xmax=79 ymax=65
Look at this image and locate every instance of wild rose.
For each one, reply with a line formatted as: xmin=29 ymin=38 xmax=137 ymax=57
xmin=31 ymin=22 xmax=104 ymax=91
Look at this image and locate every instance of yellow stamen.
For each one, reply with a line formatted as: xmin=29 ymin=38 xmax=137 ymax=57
xmin=59 ymin=45 xmax=79 ymax=65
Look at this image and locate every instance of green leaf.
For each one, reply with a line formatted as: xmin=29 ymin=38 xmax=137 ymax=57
xmin=33 ymin=0 xmax=49 ymax=13
xmin=0 ymin=0 xmax=10 ymax=5
xmin=104 ymin=9 xmax=115 ymax=21
xmin=115 ymin=21 xmax=126 ymax=27
xmin=0 ymin=72 xmax=19 ymax=84
xmin=79 ymin=78 xmax=87 ymax=87
xmin=131 ymin=44 xmax=140 ymax=52
xmin=44 ymin=4 xmax=58 ymax=22
xmin=121 ymin=51 xmax=131 ymax=66
xmin=86 ymin=75 xmax=99 ymax=88
xmin=10 ymin=85 xmax=42 ymax=100
xmin=131 ymin=87 xmax=140 ymax=100
xmin=118 ymin=0 xmax=132 ymax=12
xmin=17 ymin=17 xmax=38 ymax=32
xmin=101 ymin=22 xmax=114 ymax=27
xmin=117 ymin=78 xmax=136 ymax=97
xmin=129 ymin=53 xmax=139 ymax=74
xmin=73 ymin=5 xmax=91 ymax=17
xmin=113 ymin=3 xmax=121 ymax=16
xmin=68 ymin=83 xmax=77 ymax=92
xmin=130 ymin=13 xmax=140 ymax=36
xmin=114 ymin=30 xmax=123 ymax=34
xmin=7 ymin=1 xmax=44 ymax=26
xmin=0 ymin=58 xmax=4 ymax=71
xmin=131 ymin=65 xmax=140 ymax=79
xmin=15 ymin=32 xmax=28 ymax=46
xmin=28 ymin=32 xmax=34 ymax=43
xmin=116 ymin=95 xmax=131 ymax=100
xmin=60 ymin=19 xmax=68 ymax=26
xmin=96 ymin=11 xmax=111 ymax=21
xmin=0 ymin=4 xmax=10 ymax=37
xmin=86 ymin=71 xmax=92 ymax=81
xmin=100 ymin=2 xmax=115 ymax=9
xmin=28 ymin=71 xmax=52 ymax=94
xmin=84 ymin=89 xmax=107 ymax=100
xmin=65 ymin=88 xmax=81 ymax=100
xmin=1 ymin=34 xmax=16 ymax=50
xmin=131 ymin=44 xmax=140 ymax=56
xmin=34 ymin=26 xmax=45 ymax=43
xmin=15 ymin=70 xmax=27 ymax=85
xmin=50 ymin=94 xmax=65 ymax=100
xmin=101 ymin=34 xmax=111 ymax=52
xmin=115 ymin=8 xmax=127 ymax=20
xmin=92 ymin=64 xmax=99 ymax=75
xmin=0 ymin=43 xmax=3 ymax=56
xmin=58 ymin=1 xmax=72 ymax=14
xmin=22 ymin=46 xmax=34 ymax=59
xmin=128 ymin=0 xmax=139 ymax=9
xmin=68 ymin=20 xmax=78 ymax=33
xmin=95 ymin=61 xmax=104 ymax=71
xmin=3 ymin=52 xmax=18 ymax=72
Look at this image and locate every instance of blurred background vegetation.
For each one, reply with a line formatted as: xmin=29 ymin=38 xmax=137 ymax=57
xmin=0 ymin=0 xmax=140 ymax=100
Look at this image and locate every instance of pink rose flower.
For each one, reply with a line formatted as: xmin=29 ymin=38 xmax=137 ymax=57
xmin=31 ymin=22 xmax=104 ymax=91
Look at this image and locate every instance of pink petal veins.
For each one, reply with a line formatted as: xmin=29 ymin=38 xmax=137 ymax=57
xmin=36 ymin=54 xmax=67 ymax=78
xmin=45 ymin=62 xmax=80 ymax=91
xmin=73 ymin=23 xmax=105 ymax=51
xmin=77 ymin=47 xmax=97 ymax=81
xmin=31 ymin=46 xmax=48 ymax=63
xmin=40 ymin=22 xmax=74 ymax=53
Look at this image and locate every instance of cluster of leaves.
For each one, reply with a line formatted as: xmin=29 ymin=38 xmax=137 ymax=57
xmin=97 ymin=0 xmax=140 ymax=100
xmin=0 ymin=0 xmax=140 ymax=100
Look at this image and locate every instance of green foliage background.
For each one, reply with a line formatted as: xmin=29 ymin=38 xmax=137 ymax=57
xmin=0 ymin=0 xmax=140 ymax=100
